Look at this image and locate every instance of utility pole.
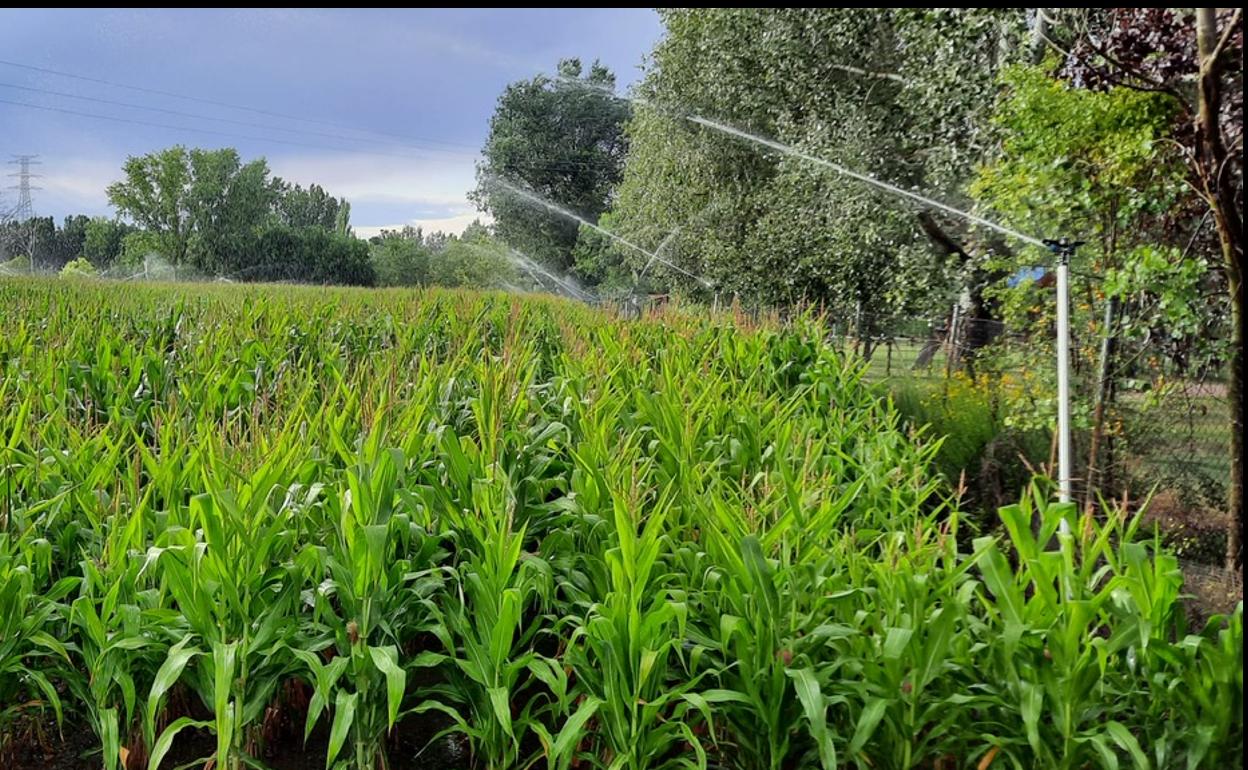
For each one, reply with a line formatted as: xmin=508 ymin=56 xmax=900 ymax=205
xmin=6 ymin=155 xmax=42 ymax=271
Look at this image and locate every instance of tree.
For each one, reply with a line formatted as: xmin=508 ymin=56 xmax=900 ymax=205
xmin=472 ymin=58 xmax=631 ymax=273
xmin=184 ymin=148 xmax=277 ymax=275
xmin=274 ymin=181 xmax=346 ymax=230
xmin=57 ymin=215 xmax=90 ymax=266
xmin=1058 ymin=7 xmax=1244 ymax=567
xmin=59 ymin=256 xmax=97 ymax=278
xmin=106 ymin=146 xmax=195 ymax=265
xmin=106 ymin=146 xmax=277 ymax=273
xmin=248 ymin=224 xmax=374 ymax=286
xmin=609 ymin=9 xmax=1029 ymax=309
xmin=370 ymin=229 xmax=431 ymax=287
xmin=83 ymin=218 xmax=136 ymax=268
xmin=430 ymin=235 xmax=516 ymax=290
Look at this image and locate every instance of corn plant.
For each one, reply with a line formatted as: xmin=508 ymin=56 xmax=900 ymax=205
xmin=293 ymin=446 xmax=446 ymax=769
xmin=0 ymin=279 xmax=1242 ymax=770
xmin=971 ymin=489 xmax=1174 ymax=769
xmin=417 ymin=426 xmax=555 ymax=770
xmin=144 ymin=458 xmax=304 ymax=770
xmin=0 ymin=542 xmax=77 ymax=756
xmin=562 ymin=446 xmax=709 ymax=770
xmin=68 ymin=551 xmax=185 ymax=770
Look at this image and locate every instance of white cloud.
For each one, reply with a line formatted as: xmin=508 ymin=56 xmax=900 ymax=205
xmin=267 ymin=151 xmax=478 ymax=206
xmin=355 ymin=210 xmax=491 ymax=239
xmin=28 ymin=156 xmax=120 ymax=214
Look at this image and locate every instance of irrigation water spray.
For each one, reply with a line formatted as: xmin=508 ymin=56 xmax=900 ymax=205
xmin=685 ymin=116 xmax=1048 ymax=249
xmin=487 ymin=176 xmax=713 ymax=288
xmin=508 ymin=250 xmax=597 ymax=303
xmin=561 ymin=74 xmax=1045 ymax=250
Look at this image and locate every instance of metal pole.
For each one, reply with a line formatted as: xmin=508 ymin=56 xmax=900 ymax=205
xmin=1045 ymin=238 xmax=1081 ymax=532
xmin=1057 ymin=255 xmax=1072 ymax=507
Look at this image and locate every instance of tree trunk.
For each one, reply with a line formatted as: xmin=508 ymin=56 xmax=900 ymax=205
xmin=1196 ymin=8 xmax=1244 ymax=569
xmin=1028 ymin=9 xmax=1051 ymax=65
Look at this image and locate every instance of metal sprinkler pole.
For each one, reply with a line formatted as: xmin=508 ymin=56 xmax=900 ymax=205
xmin=1045 ymin=238 xmax=1081 ymax=532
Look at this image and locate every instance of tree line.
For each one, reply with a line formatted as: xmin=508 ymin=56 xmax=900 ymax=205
xmin=1 ymin=145 xmax=517 ymax=289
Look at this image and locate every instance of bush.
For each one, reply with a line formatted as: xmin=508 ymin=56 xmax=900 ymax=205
xmin=59 ymin=256 xmax=98 ymax=278
xmin=239 ymin=224 xmax=375 ymax=285
xmin=890 ymin=375 xmax=1049 ymax=514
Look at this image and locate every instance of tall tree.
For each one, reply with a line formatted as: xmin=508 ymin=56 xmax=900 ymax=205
xmin=106 ymin=146 xmax=195 ymax=266
xmin=609 ymin=9 xmax=1029 ymax=309
xmin=106 ymin=146 xmax=276 ymax=273
xmin=274 ymin=181 xmax=346 ymax=230
xmin=1059 ymin=7 xmax=1244 ymax=568
xmin=472 ymin=58 xmax=631 ymax=272
xmin=83 ymin=217 xmax=135 ymax=268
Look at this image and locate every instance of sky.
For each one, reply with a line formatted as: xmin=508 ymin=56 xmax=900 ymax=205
xmin=0 ymin=8 xmax=664 ymax=237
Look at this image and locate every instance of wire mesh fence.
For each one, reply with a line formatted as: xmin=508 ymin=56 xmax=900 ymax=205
xmin=626 ymin=296 xmax=1235 ymax=573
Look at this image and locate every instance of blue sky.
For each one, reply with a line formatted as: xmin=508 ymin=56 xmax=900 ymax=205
xmin=0 ymin=8 xmax=663 ymax=236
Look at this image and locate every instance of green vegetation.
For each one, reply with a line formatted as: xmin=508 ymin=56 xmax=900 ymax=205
xmin=58 ymin=256 xmax=99 ymax=278
xmin=0 ymin=277 xmax=1240 ymax=769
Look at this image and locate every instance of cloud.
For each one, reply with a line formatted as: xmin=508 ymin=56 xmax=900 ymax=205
xmin=25 ymin=156 xmax=120 ymax=215
xmin=267 ymin=151 xmax=478 ymax=207
xmin=355 ymin=210 xmax=491 ymax=239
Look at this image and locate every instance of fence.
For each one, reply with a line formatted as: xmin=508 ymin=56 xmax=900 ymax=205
xmin=826 ymin=305 xmax=1233 ymax=564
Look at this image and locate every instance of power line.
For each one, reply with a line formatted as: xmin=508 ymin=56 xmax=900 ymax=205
xmin=0 ymin=94 xmax=628 ymax=177
xmin=0 ymin=57 xmax=480 ymax=151
xmin=0 ymin=81 xmax=479 ymax=159
xmin=0 ymin=96 xmax=474 ymax=162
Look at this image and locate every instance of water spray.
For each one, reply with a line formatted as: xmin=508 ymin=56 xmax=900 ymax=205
xmin=488 ymin=176 xmax=713 ymax=289
xmin=686 ymin=116 xmax=1048 ymax=250
xmin=569 ymin=76 xmax=1079 ymax=516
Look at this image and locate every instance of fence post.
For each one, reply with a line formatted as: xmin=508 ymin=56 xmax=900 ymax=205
xmin=944 ymin=303 xmax=961 ymax=382
xmin=853 ymin=300 xmax=863 ymax=357
xmin=1084 ymin=295 xmax=1119 ymax=515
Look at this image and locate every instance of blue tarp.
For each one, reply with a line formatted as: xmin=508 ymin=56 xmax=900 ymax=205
xmin=1007 ymin=266 xmax=1047 ymax=287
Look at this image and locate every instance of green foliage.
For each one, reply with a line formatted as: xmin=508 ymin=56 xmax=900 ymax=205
xmin=273 ymin=181 xmax=348 ymax=231
xmin=119 ymin=231 xmax=166 ymax=269
xmin=0 ymin=216 xmax=92 ymax=271
xmin=474 ymin=58 xmax=631 ymax=273
xmin=0 ymin=254 xmax=32 ymax=274
xmin=104 ymin=145 xmax=370 ymax=285
xmin=974 ymin=65 xmax=1184 ymax=274
xmin=59 ymin=256 xmax=98 ymax=278
xmin=370 ymin=223 xmax=518 ymax=290
xmin=570 ymin=212 xmax=656 ymax=294
xmin=246 ymin=223 xmax=375 ymax=285
xmin=431 ymin=236 xmax=517 ymax=290
xmin=608 ymin=9 xmax=1028 ymax=309
xmin=83 ymin=218 xmax=136 ymax=268
xmin=370 ymin=232 xmax=431 ymax=287
xmin=0 ymin=279 xmax=1240 ymax=770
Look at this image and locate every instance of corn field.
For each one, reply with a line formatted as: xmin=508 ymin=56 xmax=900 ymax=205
xmin=0 ymin=277 xmax=1242 ymax=770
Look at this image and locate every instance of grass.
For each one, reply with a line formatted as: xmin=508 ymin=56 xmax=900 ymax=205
xmin=0 ymin=276 xmax=1241 ymax=770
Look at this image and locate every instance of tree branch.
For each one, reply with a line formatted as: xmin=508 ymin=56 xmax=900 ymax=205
xmin=917 ymin=211 xmax=972 ymax=262
xmin=1211 ymin=9 xmax=1244 ymax=64
xmin=827 ymin=63 xmax=905 ymax=84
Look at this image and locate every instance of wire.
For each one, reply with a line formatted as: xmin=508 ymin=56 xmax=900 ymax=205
xmin=0 ymin=57 xmax=479 ymax=151
xmin=0 ymin=81 xmax=480 ymax=158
